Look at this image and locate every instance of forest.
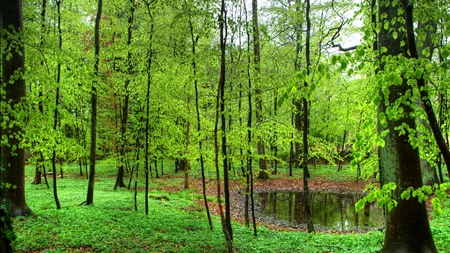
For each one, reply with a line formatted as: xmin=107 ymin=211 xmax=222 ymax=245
xmin=1 ymin=0 xmax=450 ymax=252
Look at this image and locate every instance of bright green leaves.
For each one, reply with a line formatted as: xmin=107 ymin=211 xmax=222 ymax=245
xmin=400 ymin=183 xmax=450 ymax=216
xmin=392 ymin=75 xmax=403 ymax=85
xmin=441 ymin=45 xmax=450 ymax=59
xmin=378 ymin=112 xmax=387 ymax=128
xmin=421 ymin=47 xmax=431 ymax=58
xmin=356 ymin=182 xmax=398 ymax=212
xmin=414 ymin=68 xmax=423 ymax=79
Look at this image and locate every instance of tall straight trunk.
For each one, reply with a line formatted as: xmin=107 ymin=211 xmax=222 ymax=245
xmin=187 ymin=6 xmax=213 ymax=229
xmin=292 ymin=0 xmax=303 ymax=169
xmin=184 ymin=98 xmax=190 ymax=190
xmin=243 ymin=0 xmax=257 ymax=235
xmin=86 ymin=0 xmax=102 ymax=206
xmin=32 ymin=0 xmax=47 ymax=185
xmin=303 ymin=0 xmax=314 ymax=233
xmin=377 ymin=1 xmax=436 ymax=251
xmin=114 ymin=0 xmax=136 ymax=190
xmin=289 ymin=112 xmax=294 ymax=176
xmin=401 ymin=0 xmax=450 ymax=178
xmin=251 ymin=0 xmax=268 ymax=180
xmin=133 ymin=138 xmax=140 ymax=211
xmin=217 ymin=1 xmax=232 ymax=250
xmin=1 ymin=0 xmax=32 ymax=217
xmin=143 ymin=0 xmax=154 ymax=215
xmin=51 ymin=0 xmax=63 ymax=210
xmin=337 ymin=130 xmax=347 ymax=171
xmin=273 ymin=90 xmax=278 ymax=174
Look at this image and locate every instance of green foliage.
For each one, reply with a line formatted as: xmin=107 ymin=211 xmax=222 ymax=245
xmin=400 ymin=183 xmax=450 ymax=216
xmin=356 ymin=182 xmax=398 ymax=212
xmin=0 ymin=166 xmax=17 ymax=251
xmin=13 ymin=163 xmax=388 ymax=253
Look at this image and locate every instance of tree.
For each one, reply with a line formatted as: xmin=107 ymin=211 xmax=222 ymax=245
xmin=302 ymin=0 xmax=314 ymax=233
xmin=215 ymin=0 xmax=232 ymax=250
xmin=86 ymin=0 xmax=103 ymax=205
xmin=1 ymin=0 xmax=32 ymax=217
xmin=252 ymin=0 xmax=269 ymax=180
xmin=377 ymin=0 xmax=437 ymax=251
xmin=113 ymin=0 xmax=137 ymax=190
xmin=0 ymin=167 xmax=16 ymax=253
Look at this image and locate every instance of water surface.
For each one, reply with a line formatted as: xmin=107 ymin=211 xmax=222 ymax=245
xmin=257 ymin=191 xmax=385 ymax=231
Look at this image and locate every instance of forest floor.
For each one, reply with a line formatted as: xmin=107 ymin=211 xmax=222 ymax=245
xmin=13 ymin=161 xmax=450 ymax=252
xmin=159 ymin=169 xmax=376 ymax=233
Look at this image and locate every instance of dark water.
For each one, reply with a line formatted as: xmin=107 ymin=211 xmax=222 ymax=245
xmin=257 ymin=191 xmax=385 ymax=231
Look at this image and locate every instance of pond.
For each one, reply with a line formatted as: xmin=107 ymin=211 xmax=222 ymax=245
xmin=256 ymin=191 xmax=385 ymax=231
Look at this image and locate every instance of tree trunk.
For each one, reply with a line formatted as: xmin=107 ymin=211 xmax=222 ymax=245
xmin=33 ymin=0 xmax=47 ymax=185
xmin=114 ymin=0 xmax=136 ymax=190
xmin=188 ymin=6 xmax=213 ymax=229
xmin=86 ymin=0 xmax=103 ymax=206
xmin=216 ymin=1 xmax=232 ymax=249
xmin=184 ymin=100 xmax=190 ymax=190
xmin=378 ymin=1 xmax=436 ymax=251
xmin=0 ymin=176 xmax=16 ymax=253
xmin=32 ymin=162 xmax=42 ymax=185
xmin=143 ymin=0 xmax=155 ymax=215
xmin=243 ymin=0 xmax=257 ymax=234
xmin=251 ymin=0 xmax=268 ymax=180
xmin=303 ymin=0 xmax=314 ymax=233
xmin=50 ymin=0 xmax=63 ymax=210
xmin=1 ymin=0 xmax=32 ymax=217
xmin=292 ymin=0 xmax=303 ymax=170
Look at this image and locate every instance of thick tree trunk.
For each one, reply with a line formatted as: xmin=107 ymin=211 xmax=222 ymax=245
xmin=1 ymin=0 xmax=31 ymax=217
xmin=378 ymin=1 xmax=436 ymax=252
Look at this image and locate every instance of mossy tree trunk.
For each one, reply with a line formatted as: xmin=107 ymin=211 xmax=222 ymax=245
xmin=377 ymin=1 xmax=437 ymax=251
xmin=1 ymin=0 xmax=32 ymax=217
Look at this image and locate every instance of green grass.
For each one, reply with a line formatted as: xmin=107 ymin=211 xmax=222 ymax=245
xmin=11 ymin=160 xmax=450 ymax=252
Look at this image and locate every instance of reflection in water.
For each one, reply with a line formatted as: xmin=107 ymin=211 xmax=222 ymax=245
xmin=257 ymin=191 xmax=385 ymax=231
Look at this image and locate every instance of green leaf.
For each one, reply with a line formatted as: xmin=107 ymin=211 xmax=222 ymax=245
xmin=317 ymin=63 xmax=326 ymax=74
xmin=422 ymin=47 xmax=430 ymax=57
xmin=330 ymin=55 xmax=338 ymax=65
xmin=400 ymin=188 xmax=411 ymax=200
xmin=387 ymin=200 xmax=397 ymax=212
xmin=442 ymin=48 xmax=450 ymax=59
xmin=340 ymin=58 xmax=348 ymax=70
xmin=393 ymin=76 xmax=403 ymax=85
xmin=392 ymin=31 xmax=398 ymax=39
xmin=355 ymin=199 xmax=366 ymax=211
xmin=373 ymin=95 xmax=381 ymax=106
xmin=414 ymin=69 xmax=423 ymax=79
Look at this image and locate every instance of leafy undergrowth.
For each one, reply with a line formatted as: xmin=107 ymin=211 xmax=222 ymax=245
xmin=12 ymin=161 xmax=450 ymax=252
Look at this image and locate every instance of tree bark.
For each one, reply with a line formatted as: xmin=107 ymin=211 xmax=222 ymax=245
xmin=114 ymin=0 xmax=136 ymax=190
xmin=51 ymin=0 xmax=63 ymax=210
xmin=217 ymin=0 xmax=233 ymax=249
xmin=251 ymin=0 xmax=268 ymax=180
xmin=378 ymin=1 xmax=436 ymax=251
xmin=187 ymin=5 xmax=213 ymax=229
xmin=143 ymin=0 xmax=155 ymax=215
xmin=1 ymin=0 xmax=32 ymax=217
xmin=303 ymin=0 xmax=314 ymax=233
xmin=86 ymin=0 xmax=103 ymax=206
xmin=401 ymin=0 xmax=450 ymax=179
